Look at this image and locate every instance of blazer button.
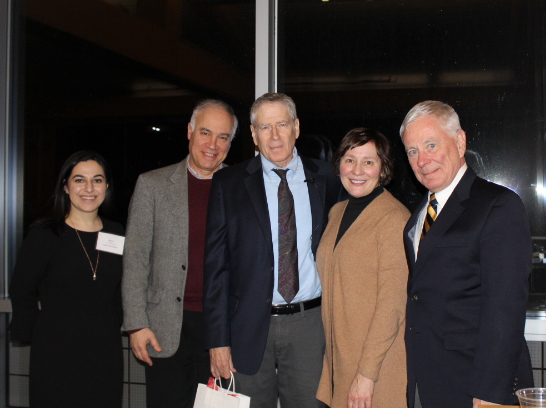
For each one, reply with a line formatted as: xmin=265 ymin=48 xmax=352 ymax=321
xmin=412 ymin=294 xmax=419 ymax=301
xmin=176 ymin=297 xmax=182 ymax=302
xmin=409 ymin=326 xmax=413 ymax=331
xmin=181 ymin=265 xmax=186 ymax=270
xmin=266 ymin=298 xmax=271 ymax=303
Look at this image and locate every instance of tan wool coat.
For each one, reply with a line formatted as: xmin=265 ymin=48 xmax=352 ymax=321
xmin=316 ymin=190 xmax=410 ymax=408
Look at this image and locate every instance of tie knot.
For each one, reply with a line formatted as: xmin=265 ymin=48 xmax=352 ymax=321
xmin=429 ymin=193 xmax=438 ymax=207
xmin=273 ymin=168 xmax=289 ymax=180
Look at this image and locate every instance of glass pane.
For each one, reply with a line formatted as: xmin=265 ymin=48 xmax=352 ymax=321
xmin=279 ymin=0 xmax=545 ymax=235
xmin=21 ymin=0 xmax=256 ymax=230
xmin=11 ymin=1 xmax=255 ymax=406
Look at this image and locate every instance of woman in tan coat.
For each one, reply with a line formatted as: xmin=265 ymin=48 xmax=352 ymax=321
xmin=316 ymin=128 xmax=410 ymax=408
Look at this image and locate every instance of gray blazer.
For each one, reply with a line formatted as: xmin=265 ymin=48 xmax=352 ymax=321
xmin=122 ymin=157 xmax=189 ymax=358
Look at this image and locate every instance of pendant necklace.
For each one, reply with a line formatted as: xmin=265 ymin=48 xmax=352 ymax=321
xmin=75 ymin=229 xmax=100 ymax=280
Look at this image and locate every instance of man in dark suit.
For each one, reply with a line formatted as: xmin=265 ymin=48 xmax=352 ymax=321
xmin=204 ymin=93 xmax=342 ymax=407
xmin=400 ymin=100 xmax=533 ymax=408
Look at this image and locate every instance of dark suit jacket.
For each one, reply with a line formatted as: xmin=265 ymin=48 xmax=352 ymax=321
xmin=203 ymin=154 xmax=343 ymax=375
xmin=404 ymin=166 xmax=533 ymax=407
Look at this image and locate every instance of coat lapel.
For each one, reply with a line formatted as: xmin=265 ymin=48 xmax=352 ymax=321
xmin=244 ymin=156 xmax=274 ymax=256
xmin=166 ymin=158 xmax=189 ymax=226
xmin=301 ymin=157 xmax=326 ymax=254
xmin=404 ymin=197 xmax=424 ymax=272
xmin=409 ymin=167 xmax=476 ymax=284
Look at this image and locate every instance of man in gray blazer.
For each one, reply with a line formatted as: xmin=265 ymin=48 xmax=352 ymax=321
xmin=122 ymin=99 xmax=238 ymax=408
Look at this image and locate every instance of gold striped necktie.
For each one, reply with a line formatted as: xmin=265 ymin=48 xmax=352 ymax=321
xmin=421 ymin=193 xmax=438 ymax=240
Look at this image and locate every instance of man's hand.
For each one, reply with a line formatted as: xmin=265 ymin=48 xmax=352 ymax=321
xmin=472 ymin=398 xmax=499 ymax=408
xmin=130 ymin=328 xmax=162 ymax=366
xmin=210 ymin=347 xmax=236 ymax=379
xmin=348 ymin=373 xmax=374 ymax=408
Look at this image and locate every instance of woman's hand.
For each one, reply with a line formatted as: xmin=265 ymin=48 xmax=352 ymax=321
xmin=348 ymin=373 xmax=374 ymax=408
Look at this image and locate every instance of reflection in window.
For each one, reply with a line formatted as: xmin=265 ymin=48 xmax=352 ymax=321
xmin=279 ymin=0 xmax=545 ymax=239
xmin=21 ymin=0 xmax=256 ymax=231
xmin=12 ymin=1 xmax=255 ymax=406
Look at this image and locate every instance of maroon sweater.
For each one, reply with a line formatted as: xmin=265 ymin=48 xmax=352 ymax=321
xmin=127 ymin=171 xmax=212 ymax=335
xmin=184 ymin=171 xmax=213 ymax=312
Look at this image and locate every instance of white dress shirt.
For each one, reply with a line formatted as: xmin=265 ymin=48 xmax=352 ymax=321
xmin=412 ymin=163 xmax=468 ymax=260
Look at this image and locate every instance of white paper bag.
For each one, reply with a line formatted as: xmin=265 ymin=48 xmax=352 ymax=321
xmin=193 ymin=373 xmax=250 ymax=408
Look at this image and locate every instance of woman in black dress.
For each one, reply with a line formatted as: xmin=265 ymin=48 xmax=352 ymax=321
xmin=9 ymin=151 xmax=124 ymax=408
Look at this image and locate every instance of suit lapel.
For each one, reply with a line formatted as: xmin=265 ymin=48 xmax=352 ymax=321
xmin=410 ymin=168 xmax=477 ymax=284
xmin=166 ymin=159 xmax=189 ymax=223
xmin=301 ymin=157 xmax=325 ymax=253
xmin=244 ymin=156 xmax=274 ymax=256
xmin=404 ymin=202 xmax=423 ymax=275
xmin=413 ymin=197 xmax=465 ymax=276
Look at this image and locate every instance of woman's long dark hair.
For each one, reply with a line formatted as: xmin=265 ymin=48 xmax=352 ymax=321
xmin=35 ymin=151 xmax=114 ymax=235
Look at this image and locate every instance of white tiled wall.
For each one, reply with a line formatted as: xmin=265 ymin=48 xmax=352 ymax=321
xmin=9 ymin=339 xmax=545 ymax=407
xmin=529 ymin=340 xmax=545 ymax=387
xmin=9 ymin=374 xmax=29 ymax=407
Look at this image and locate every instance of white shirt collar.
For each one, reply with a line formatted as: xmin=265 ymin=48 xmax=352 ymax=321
xmin=430 ymin=163 xmax=468 ymax=215
xmin=412 ymin=163 xmax=468 ymax=260
xmin=260 ymin=147 xmax=299 ymax=180
xmin=186 ymin=156 xmax=225 ymax=180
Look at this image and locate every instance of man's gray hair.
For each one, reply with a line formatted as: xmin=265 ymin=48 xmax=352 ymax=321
xmin=250 ymin=93 xmax=297 ymax=127
xmin=190 ymin=99 xmax=238 ymax=139
xmin=400 ymin=100 xmax=461 ymax=139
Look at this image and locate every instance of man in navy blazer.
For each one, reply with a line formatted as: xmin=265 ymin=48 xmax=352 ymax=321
xmin=204 ymin=93 xmax=342 ymax=407
xmin=401 ymin=100 xmax=533 ymax=408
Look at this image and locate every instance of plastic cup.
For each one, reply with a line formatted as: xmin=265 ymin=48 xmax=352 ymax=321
xmin=517 ymin=388 xmax=546 ymax=407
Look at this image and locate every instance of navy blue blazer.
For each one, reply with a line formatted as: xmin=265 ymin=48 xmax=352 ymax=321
xmin=203 ymin=154 xmax=343 ymax=375
xmin=404 ymin=166 xmax=533 ymax=407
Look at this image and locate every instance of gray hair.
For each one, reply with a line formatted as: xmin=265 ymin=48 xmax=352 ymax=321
xmin=190 ymin=99 xmax=238 ymax=139
xmin=250 ymin=93 xmax=297 ymax=127
xmin=400 ymin=100 xmax=461 ymax=139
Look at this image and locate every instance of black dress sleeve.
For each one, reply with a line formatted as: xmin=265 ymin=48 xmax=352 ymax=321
xmin=9 ymin=226 xmax=59 ymax=341
xmin=101 ymin=218 xmax=126 ymax=326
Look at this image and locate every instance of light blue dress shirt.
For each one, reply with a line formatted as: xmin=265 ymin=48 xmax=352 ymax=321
xmin=261 ymin=148 xmax=322 ymax=305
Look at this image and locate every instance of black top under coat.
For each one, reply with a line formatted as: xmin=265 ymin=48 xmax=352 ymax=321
xmin=335 ymin=185 xmax=384 ymax=248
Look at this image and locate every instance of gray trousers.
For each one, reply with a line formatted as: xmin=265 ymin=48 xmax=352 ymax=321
xmin=234 ymin=306 xmax=326 ymax=408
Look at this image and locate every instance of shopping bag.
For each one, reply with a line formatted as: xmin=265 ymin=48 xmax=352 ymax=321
xmin=193 ymin=372 xmax=251 ymax=408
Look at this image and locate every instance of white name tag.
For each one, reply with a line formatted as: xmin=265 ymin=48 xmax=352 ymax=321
xmin=96 ymin=232 xmax=125 ymax=255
